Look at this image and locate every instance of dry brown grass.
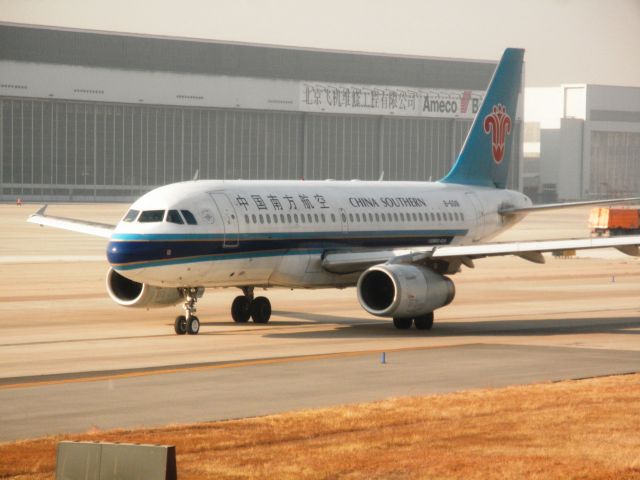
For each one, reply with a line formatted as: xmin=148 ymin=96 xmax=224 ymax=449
xmin=1 ymin=374 xmax=640 ymax=479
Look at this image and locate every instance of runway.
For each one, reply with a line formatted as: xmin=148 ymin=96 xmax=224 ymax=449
xmin=1 ymin=204 xmax=639 ymax=441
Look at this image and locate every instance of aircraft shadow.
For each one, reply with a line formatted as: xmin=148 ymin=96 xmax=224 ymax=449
xmin=197 ymin=310 xmax=358 ymax=328
xmin=262 ymin=314 xmax=640 ymax=340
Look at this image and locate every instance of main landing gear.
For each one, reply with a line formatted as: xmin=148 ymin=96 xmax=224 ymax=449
xmin=393 ymin=312 xmax=434 ymax=330
xmin=174 ymin=287 xmax=203 ymax=335
xmin=231 ymin=287 xmax=272 ymax=324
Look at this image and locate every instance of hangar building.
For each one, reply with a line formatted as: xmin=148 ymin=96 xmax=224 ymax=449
xmin=524 ymin=84 xmax=640 ymax=201
xmin=0 ymin=23 xmax=521 ymax=202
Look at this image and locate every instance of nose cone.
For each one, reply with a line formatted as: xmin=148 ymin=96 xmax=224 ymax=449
xmin=107 ymin=240 xmax=155 ymax=266
xmin=107 ymin=241 xmax=129 ymax=266
xmin=107 ymin=239 xmax=181 ymax=268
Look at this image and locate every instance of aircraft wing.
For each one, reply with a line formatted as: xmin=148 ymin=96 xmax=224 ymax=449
xmin=321 ymin=235 xmax=640 ymax=274
xmin=499 ymin=196 xmax=640 ymax=215
xmin=27 ymin=205 xmax=115 ymax=239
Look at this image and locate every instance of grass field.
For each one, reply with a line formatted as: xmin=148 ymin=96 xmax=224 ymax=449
xmin=1 ymin=373 xmax=639 ymax=479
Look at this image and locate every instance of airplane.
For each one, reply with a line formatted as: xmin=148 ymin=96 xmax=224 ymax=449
xmin=28 ymin=48 xmax=640 ymax=335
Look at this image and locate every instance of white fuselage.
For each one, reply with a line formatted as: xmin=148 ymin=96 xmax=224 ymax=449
xmin=107 ymin=179 xmax=532 ymax=289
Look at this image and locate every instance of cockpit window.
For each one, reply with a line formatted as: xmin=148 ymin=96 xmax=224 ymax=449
xmin=181 ymin=210 xmax=198 ymax=225
xmin=122 ymin=209 xmax=139 ymax=222
xmin=138 ymin=210 xmax=165 ymax=223
xmin=166 ymin=210 xmax=184 ymax=224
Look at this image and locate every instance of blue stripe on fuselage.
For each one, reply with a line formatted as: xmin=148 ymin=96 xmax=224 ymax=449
xmin=107 ymin=229 xmax=467 ymax=270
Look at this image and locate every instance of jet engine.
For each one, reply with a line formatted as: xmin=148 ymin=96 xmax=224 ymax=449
xmin=357 ymin=264 xmax=455 ymax=318
xmin=106 ymin=268 xmax=183 ymax=308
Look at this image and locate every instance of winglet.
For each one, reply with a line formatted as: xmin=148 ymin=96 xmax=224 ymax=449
xmin=32 ymin=204 xmax=48 ymax=217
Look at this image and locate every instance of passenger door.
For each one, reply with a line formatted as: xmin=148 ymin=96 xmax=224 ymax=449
xmin=209 ymin=192 xmax=240 ymax=247
xmin=465 ymin=191 xmax=485 ymax=242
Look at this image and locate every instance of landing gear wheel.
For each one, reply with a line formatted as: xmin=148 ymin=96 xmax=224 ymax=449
xmin=414 ymin=312 xmax=434 ymax=330
xmin=393 ymin=317 xmax=412 ymax=330
xmin=174 ymin=315 xmax=187 ymax=335
xmin=187 ymin=316 xmax=200 ymax=335
xmin=251 ymin=296 xmax=272 ymax=324
xmin=231 ymin=295 xmax=251 ymax=323
xmin=177 ymin=287 xmax=203 ymax=335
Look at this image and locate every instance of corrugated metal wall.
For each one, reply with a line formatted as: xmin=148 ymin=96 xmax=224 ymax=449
xmin=589 ymin=131 xmax=640 ymax=197
xmin=0 ymin=97 xmax=520 ymax=201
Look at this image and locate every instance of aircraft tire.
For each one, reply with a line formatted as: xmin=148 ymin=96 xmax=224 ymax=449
xmin=393 ymin=317 xmax=412 ymax=329
xmin=414 ymin=312 xmax=434 ymax=330
xmin=187 ymin=316 xmax=200 ymax=335
xmin=231 ymin=296 xmax=251 ymax=323
xmin=174 ymin=315 xmax=187 ymax=335
xmin=251 ymin=296 xmax=272 ymax=323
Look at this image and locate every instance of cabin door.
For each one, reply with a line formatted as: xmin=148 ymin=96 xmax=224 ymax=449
xmin=209 ymin=192 xmax=240 ymax=248
xmin=465 ymin=192 xmax=485 ymax=241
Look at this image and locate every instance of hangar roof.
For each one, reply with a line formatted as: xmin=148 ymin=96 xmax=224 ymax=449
xmin=0 ymin=22 xmax=495 ymax=90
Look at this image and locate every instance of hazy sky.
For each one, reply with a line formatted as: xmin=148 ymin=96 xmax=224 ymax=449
xmin=1 ymin=0 xmax=639 ymax=87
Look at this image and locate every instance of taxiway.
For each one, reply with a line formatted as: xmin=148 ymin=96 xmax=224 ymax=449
xmin=1 ymin=204 xmax=639 ymax=441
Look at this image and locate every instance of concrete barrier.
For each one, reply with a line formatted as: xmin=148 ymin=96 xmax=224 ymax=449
xmin=56 ymin=441 xmax=177 ymax=480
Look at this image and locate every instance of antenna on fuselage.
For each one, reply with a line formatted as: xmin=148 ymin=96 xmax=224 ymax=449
xmin=192 ymin=169 xmax=199 ymax=181
xmin=378 ymin=171 xmax=385 ymax=181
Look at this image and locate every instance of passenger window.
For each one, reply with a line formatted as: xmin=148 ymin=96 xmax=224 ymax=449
xmin=139 ymin=210 xmax=165 ymax=223
xmin=308 ymin=214 xmax=313 ymax=223
xmin=430 ymin=213 xmax=436 ymax=222
xmin=166 ymin=210 xmax=184 ymax=224
xmin=349 ymin=213 xmax=354 ymax=222
xmin=412 ymin=213 xmax=417 ymax=222
xmin=368 ymin=213 xmax=374 ymax=222
xmin=181 ymin=210 xmax=198 ymax=225
xmin=273 ymin=215 xmax=278 ymax=224
xmin=436 ymin=213 xmax=441 ymax=221
xmin=375 ymin=213 xmax=379 ymax=222
xmin=280 ymin=214 xmax=285 ymax=223
xmin=294 ymin=214 xmax=299 ymax=223
xmin=314 ymin=214 xmax=319 ymax=223
xmin=418 ymin=213 xmax=424 ymax=221
xmin=287 ymin=213 xmax=292 ymax=223
xmin=252 ymin=214 xmax=257 ymax=224
xmin=122 ymin=209 xmax=139 ymax=222
xmin=460 ymin=212 xmax=465 ymax=221
xmin=266 ymin=215 xmax=271 ymax=224
xmin=331 ymin=213 xmax=336 ymax=222
xmin=400 ymin=213 xmax=405 ymax=222
xmin=301 ymin=214 xmax=306 ymax=223
xmin=321 ymin=214 xmax=326 ymax=222
xmin=341 ymin=213 xmax=347 ymax=222
xmin=259 ymin=214 xmax=264 ymax=224
xmin=394 ymin=213 xmax=399 ymax=222
xmin=244 ymin=214 xmax=250 ymax=223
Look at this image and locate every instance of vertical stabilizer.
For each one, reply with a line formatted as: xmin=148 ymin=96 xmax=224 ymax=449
xmin=441 ymin=48 xmax=524 ymax=189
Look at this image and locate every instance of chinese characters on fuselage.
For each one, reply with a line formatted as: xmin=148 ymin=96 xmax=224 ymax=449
xmin=235 ymin=194 xmax=330 ymax=211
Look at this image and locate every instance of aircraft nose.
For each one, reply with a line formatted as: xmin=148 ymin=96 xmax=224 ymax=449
xmin=107 ymin=240 xmax=147 ymax=265
xmin=107 ymin=241 xmax=125 ymax=265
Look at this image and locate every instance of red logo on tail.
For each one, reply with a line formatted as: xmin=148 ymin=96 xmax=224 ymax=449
xmin=483 ymin=104 xmax=512 ymax=163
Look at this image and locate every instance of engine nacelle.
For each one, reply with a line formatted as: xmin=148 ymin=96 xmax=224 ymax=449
xmin=357 ymin=264 xmax=455 ymax=318
xmin=106 ymin=268 xmax=183 ymax=308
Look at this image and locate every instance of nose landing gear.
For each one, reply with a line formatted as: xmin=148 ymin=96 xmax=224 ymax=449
xmin=174 ymin=287 xmax=204 ymax=335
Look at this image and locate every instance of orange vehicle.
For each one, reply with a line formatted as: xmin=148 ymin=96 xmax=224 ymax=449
xmin=589 ymin=207 xmax=640 ymax=236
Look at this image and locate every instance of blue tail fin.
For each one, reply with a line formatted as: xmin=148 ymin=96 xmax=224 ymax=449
xmin=441 ymin=48 xmax=524 ymax=189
